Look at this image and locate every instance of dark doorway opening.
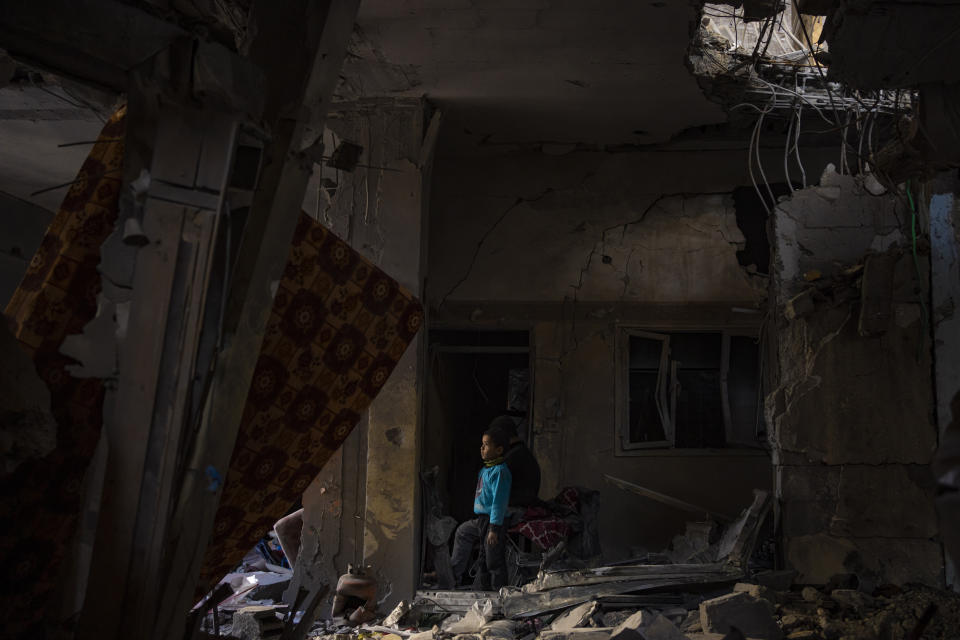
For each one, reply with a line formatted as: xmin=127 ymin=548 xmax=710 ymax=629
xmin=423 ymin=330 xmax=531 ymax=523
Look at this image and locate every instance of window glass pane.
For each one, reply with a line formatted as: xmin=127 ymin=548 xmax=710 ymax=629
xmin=629 ymin=370 xmax=666 ymax=443
xmin=628 ymin=335 xmax=666 ymax=444
xmin=673 ymin=369 xmax=724 ymax=448
xmin=669 ymin=332 xmax=721 ymax=369
xmin=670 ymin=333 xmax=723 ymax=448
xmin=629 ymin=335 xmax=663 ymax=368
xmin=729 ymin=335 xmax=761 ymax=442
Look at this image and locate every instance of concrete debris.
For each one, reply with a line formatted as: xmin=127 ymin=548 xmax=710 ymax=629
xmin=232 ymin=605 xmax=286 ymax=640
xmin=550 ymin=601 xmax=600 ymax=631
xmin=443 ymin=600 xmax=495 ymax=634
xmin=385 ymin=601 xmax=412 ymax=628
xmin=609 ymin=610 xmax=687 ymax=640
xmin=205 ymin=563 xmax=960 ymax=640
xmin=699 ymin=592 xmax=781 ymax=640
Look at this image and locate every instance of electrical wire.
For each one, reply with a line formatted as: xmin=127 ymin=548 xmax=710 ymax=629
xmin=784 ymin=106 xmax=796 ymax=194
xmin=793 ymin=106 xmax=807 ymax=188
xmin=755 ymin=94 xmax=777 ymax=207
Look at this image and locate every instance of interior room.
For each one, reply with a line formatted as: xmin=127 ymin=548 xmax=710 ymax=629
xmin=2 ymin=1 xmax=960 ymax=639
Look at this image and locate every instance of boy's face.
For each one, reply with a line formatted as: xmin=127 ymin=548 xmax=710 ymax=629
xmin=480 ymin=435 xmax=504 ymax=461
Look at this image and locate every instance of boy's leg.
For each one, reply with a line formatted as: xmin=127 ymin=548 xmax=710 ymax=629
xmin=484 ymin=523 xmax=508 ymax=590
xmin=450 ymin=517 xmax=484 ymax=583
xmin=471 ymin=517 xmax=492 ymax=590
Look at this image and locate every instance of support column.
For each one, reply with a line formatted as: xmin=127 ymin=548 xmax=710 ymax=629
xmin=291 ymin=99 xmax=438 ymax=610
xmin=767 ymin=166 xmax=942 ymax=588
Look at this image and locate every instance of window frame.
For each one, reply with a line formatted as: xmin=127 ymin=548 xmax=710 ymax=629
xmin=615 ymin=326 xmax=762 ymax=455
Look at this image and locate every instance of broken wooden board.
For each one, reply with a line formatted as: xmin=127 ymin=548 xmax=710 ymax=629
xmin=532 ymin=562 xmax=739 ymax=592
xmin=502 ymin=573 xmax=741 ymax=619
xmin=604 ymin=474 xmax=736 ymax=522
xmin=713 ymin=490 xmax=771 ymax=569
xmin=413 ymin=590 xmax=503 ymax=615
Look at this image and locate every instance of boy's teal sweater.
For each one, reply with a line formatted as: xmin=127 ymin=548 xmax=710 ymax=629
xmin=474 ymin=461 xmax=512 ymax=526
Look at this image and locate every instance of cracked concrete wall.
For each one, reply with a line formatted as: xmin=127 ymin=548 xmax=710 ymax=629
xmin=425 ymin=147 xmax=821 ymax=558
xmin=293 ymin=98 xmax=428 ymax=612
xmin=768 ymin=166 xmax=943 ymax=587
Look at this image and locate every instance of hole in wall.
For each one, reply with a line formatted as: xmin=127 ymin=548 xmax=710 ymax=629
xmin=731 ymin=183 xmax=793 ymax=275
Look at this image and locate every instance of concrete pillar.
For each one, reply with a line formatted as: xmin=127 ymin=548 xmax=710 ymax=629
xmin=295 ymin=98 xmax=436 ymax=609
xmin=767 ymin=166 xmax=942 ymax=587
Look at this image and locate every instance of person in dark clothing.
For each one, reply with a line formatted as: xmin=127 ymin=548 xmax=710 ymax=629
xmin=450 ymin=425 xmax=512 ymax=590
xmin=488 ymin=415 xmax=541 ymax=507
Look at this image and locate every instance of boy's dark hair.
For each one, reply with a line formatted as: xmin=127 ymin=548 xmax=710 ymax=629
xmin=483 ymin=425 xmax=511 ymax=450
xmin=487 ymin=415 xmax=518 ymax=438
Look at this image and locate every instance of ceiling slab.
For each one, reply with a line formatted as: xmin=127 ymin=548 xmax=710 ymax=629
xmin=0 ymin=84 xmax=109 ymax=212
xmin=345 ymin=0 xmax=727 ymax=152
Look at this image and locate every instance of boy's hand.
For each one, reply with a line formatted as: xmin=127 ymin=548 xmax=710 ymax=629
xmin=486 ymin=530 xmax=498 ymax=546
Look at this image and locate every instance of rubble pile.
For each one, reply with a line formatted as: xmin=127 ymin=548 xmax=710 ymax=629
xmin=772 ymin=583 xmax=960 ymax=640
xmin=192 ymin=490 xmax=960 ymax=640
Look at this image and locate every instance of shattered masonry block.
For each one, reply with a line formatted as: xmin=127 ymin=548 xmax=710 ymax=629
xmin=609 ymin=610 xmax=687 ymax=640
xmin=699 ymin=591 xmax=783 ymax=640
xmin=550 ymin=601 xmax=600 ymax=631
xmin=733 ymin=582 xmax=782 ymax=605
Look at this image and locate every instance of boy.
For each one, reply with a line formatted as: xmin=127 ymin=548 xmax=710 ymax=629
xmin=450 ymin=425 xmax=513 ymax=590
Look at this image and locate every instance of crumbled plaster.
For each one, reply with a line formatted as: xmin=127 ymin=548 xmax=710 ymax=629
xmin=772 ymin=164 xmax=904 ymax=297
xmin=436 ymin=187 xmax=766 ymax=306
xmin=768 ymin=170 xmax=942 ymax=587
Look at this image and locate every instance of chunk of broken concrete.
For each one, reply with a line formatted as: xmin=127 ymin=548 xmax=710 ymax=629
xmin=444 ymin=599 xmax=495 ymax=634
xmin=609 ymin=610 xmax=687 ymax=640
xmin=733 ymin=582 xmax=781 ymax=605
xmin=232 ymin=605 xmax=285 ymax=640
xmin=384 ymin=600 xmax=411 ymax=627
xmin=551 ymin=601 xmax=599 ymax=631
xmin=699 ymin=592 xmax=782 ymax=640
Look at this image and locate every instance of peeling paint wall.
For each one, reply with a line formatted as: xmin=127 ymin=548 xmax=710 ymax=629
xmin=426 ymin=147 xmax=825 ymax=558
xmin=768 ymin=166 xmax=943 ymax=587
xmin=293 ymin=98 xmax=428 ymax=610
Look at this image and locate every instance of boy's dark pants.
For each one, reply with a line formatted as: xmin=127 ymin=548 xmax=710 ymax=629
xmin=450 ymin=515 xmax=507 ymax=589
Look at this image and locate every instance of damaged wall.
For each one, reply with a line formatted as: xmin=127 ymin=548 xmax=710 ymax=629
xmin=768 ymin=166 xmax=943 ymax=587
xmin=291 ymin=98 xmax=431 ymax=611
xmin=427 ymin=147 xmax=833 ymax=557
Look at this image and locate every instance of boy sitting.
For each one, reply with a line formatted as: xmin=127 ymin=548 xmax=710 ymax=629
xmin=450 ymin=425 xmax=513 ymax=590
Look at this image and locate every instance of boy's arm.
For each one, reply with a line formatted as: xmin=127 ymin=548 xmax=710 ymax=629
xmin=489 ymin=466 xmax=512 ymax=527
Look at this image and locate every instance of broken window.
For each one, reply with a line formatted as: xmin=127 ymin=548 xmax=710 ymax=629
xmin=617 ymin=329 xmax=763 ymax=451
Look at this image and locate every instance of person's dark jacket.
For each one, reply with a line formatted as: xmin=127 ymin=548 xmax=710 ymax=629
xmin=503 ymin=440 xmax=541 ymax=507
